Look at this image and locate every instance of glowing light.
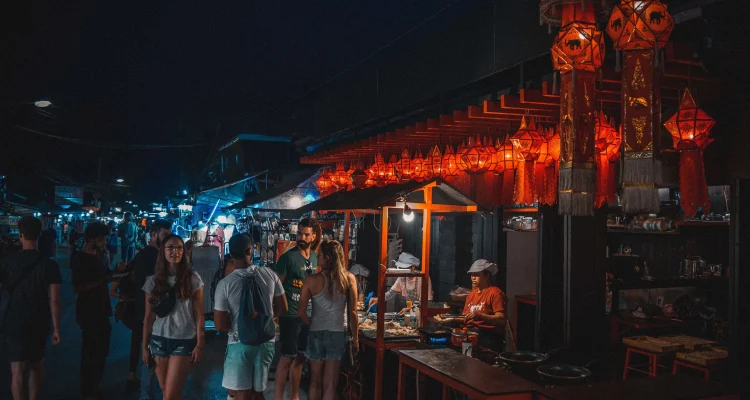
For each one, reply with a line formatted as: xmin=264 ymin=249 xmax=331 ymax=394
xmin=177 ymin=204 xmax=193 ymax=212
xmin=116 ymin=178 xmax=124 ymax=183
xmin=88 ymin=210 xmax=94 ymax=214
xmin=34 ymin=100 xmax=51 ymax=108
xmin=216 ymin=215 xmax=228 ymax=224
xmin=402 ymin=204 xmax=414 ymax=222
xmin=158 ymin=211 xmax=168 ymax=217
xmin=288 ymin=195 xmax=303 ymax=209
xmin=182 ymin=189 xmax=188 ymax=195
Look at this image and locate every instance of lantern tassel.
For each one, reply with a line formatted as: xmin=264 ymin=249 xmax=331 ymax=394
xmin=595 ymin=155 xmax=608 ymax=209
xmin=558 ymin=166 xmax=595 ymax=216
xmin=679 ymin=150 xmax=711 ymax=218
xmin=514 ymin=161 xmax=536 ymax=206
xmin=535 ymin=163 xmax=546 ymax=204
xmin=622 ymin=158 xmax=660 ymax=213
xmin=502 ymin=169 xmax=515 ymax=207
xmin=544 ymin=164 xmax=558 ymax=206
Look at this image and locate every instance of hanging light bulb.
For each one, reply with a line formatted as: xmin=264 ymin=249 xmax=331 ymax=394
xmin=402 ymin=203 xmax=414 ymax=222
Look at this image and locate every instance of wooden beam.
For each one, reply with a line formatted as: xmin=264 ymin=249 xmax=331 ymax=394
xmin=421 ymin=186 xmax=432 ymax=328
xmin=343 ymin=211 xmax=351 ymax=264
xmin=393 ymin=202 xmax=478 ymax=213
xmin=375 ymin=207 xmax=389 ymax=400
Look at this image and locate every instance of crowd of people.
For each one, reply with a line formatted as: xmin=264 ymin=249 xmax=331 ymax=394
xmin=0 ymin=214 xmax=359 ymax=400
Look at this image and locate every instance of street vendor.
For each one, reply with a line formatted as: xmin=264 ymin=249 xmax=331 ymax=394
xmin=463 ymin=259 xmax=507 ymax=352
xmin=368 ymin=252 xmax=433 ymax=315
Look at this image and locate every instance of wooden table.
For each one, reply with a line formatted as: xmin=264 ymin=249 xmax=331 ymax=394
xmin=396 ymin=349 xmax=540 ymax=400
xmin=609 ymin=314 xmax=698 ymax=350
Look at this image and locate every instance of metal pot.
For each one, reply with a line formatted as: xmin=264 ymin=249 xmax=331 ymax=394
xmin=536 ymin=360 xmax=595 ymax=385
xmin=496 ymin=347 xmax=565 ymax=369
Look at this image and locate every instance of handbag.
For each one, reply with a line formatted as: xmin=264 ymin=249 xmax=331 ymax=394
xmin=342 ymin=281 xmax=357 ymax=370
xmin=151 ymin=286 xmax=177 ymax=318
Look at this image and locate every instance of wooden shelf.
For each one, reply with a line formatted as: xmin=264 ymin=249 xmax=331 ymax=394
xmin=675 ymin=220 xmax=729 ymax=227
xmin=504 ymin=207 xmax=538 ymax=213
xmin=607 ymin=228 xmax=679 ymax=235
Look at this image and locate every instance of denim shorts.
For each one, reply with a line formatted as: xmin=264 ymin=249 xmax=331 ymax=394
xmin=222 ymin=341 xmax=275 ymax=391
xmin=305 ymin=330 xmax=347 ymax=361
xmin=149 ymin=335 xmax=196 ymax=357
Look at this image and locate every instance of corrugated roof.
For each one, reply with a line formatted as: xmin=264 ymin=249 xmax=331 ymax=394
xmin=295 ymin=179 xmax=478 ymax=213
xmin=228 ymin=167 xmax=320 ymax=210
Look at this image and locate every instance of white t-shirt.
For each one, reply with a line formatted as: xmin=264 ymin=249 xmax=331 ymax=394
xmin=214 ymin=265 xmax=285 ymax=345
xmin=142 ymin=272 xmax=204 ymax=340
xmin=386 ymin=277 xmax=433 ymax=302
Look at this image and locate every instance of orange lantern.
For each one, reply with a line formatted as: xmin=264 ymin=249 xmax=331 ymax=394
xmin=497 ymin=135 xmax=517 ymax=206
xmin=512 ymin=117 xmax=544 ymax=205
xmin=534 ymin=132 xmax=549 ymax=206
xmin=663 ymin=89 xmax=715 ymax=218
xmin=396 ymin=149 xmax=414 ymax=182
xmin=412 ymin=150 xmax=432 ymax=182
xmin=442 ymin=145 xmax=460 ymax=177
xmin=458 ymin=136 xmax=494 ymax=174
xmin=542 ymin=127 xmax=561 ymax=206
xmin=332 ymin=163 xmax=352 ymax=190
xmin=384 ymin=155 xmax=399 ymax=185
xmin=349 ymin=161 xmax=368 ymax=189
xmin=484 ymin=137 xmax=500 ymax=173
xmin=315 ymin=168 xmax=334 ymax=197
xmin=550 ymin=3 xmax=605 ymax=73
xmin=593 ymin=112 xmax=619 ymax=209
xmin=428 ymin=145 xmax=443 ymax=177
xmin=368 ymin=153 xmax=388 ymax=186
xmin=607 ymin=0 xmax=674 ymax=52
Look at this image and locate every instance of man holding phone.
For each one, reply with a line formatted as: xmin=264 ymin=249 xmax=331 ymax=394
xmin=72 ymin=222 xmax=127 ymax=400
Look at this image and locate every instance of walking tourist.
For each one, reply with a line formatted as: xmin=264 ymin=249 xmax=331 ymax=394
xmin=38 ymin=215 xmax=58 ymax=259
xmin=142 ymin=234 xmax=205 ymax=400
xmin=298 ymin=240 xmax=358 ymax=400
xmin=68 ymin=220 xmax=84 ymax=260
xmin=72 ymin=222 xmax=124 ymax=400
xmin=274 ymin=218 xmax=318 ymax=400
xmin=106 ymin=220 xmax=119 ymax=266
xmin=214 ymin=234 xmax=288 ymax=400
xmin=121 ymin=212 xmax=139 ymax=264
xmin=126 ymin=219 xmax=172 ymax=399
xmin=0 ymin=216 xmax=62 ymax=400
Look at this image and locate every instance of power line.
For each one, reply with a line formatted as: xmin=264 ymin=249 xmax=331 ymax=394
xmin=13 ymin=125 xmax=209 ymax=149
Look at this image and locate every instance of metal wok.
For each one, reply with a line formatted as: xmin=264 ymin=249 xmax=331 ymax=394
xmin=496 ymin=347 xmax=565 ymax=369
xmin=536 ymin=361 xmax=594 ymax=385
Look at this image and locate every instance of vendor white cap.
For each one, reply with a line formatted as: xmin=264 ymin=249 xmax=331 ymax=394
xmin=394 ymin=252 xmax=421 ymax=269
xmin=349 ymin=264 xmax=370 ymax=277
xmin=467 ymin=259 xmax=498 ymax=276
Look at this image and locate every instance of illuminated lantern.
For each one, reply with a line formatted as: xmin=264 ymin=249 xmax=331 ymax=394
xmin=458 ymin=136 xmax=493 ymax=174
xmin=511 ymin=117 xmax=544 ymax=205
xmin=384 ymin=155 xmax=399 ymax=185
xmin=484 ymin=137 xmax=500 ymax=173
xmin=543 ymin=1 xmax=602 ymax=215
xmin=542 ymin=126 xmax=561 ymax=206
xmin=368 ymin=153 xmax=388 ymax=186
xmin=607 ymin=0 xmax=673 ymax=214
xmin=607 ymin=0 xmax=674 ymax=52
xmin=315 ymin=168 xmax=334 ymax=197
xmin=428 ymin=145 xmax=443 ymax=177
xmin=663 ymin=89 xmax=715 ymax=218
xmin=412 ymin=150 xmax=431 ymax=182
xmin=534 ymin=130 xmax=549 ymax=206
xmin=396 ymin=149 xmax=414 ymax=182
xmin=332 ymin=163 xmax=352 ymax=190
xmin=593 ymin=112 xmax=619 ymax=208
xmin=442 ymin=145 xmax=460 ymax=177
xmin=349 ymin=161 xmax=368 ymax=190
xmin=497 ymin=135 xmax=517 ymax=206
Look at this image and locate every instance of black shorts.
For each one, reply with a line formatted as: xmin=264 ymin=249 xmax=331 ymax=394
xmin=5 ymin=334 xmax=47 ymax=362
xmin=278 ymin=317 xmax=309 ymax=358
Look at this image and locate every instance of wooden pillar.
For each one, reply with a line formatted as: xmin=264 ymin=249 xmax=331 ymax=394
xmin=536 ymin=205 xmax=565 ymax=352
xmin=375 ymin=207 xmax=389 ymax=400
xmin=421 ymin=186 xmax=433 ymax=327
xmin=729 ymin=179 xmax=750 ymax=383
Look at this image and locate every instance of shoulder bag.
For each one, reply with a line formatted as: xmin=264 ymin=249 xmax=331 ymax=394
xmin=151 ymin=285 xmax=177 ymax=318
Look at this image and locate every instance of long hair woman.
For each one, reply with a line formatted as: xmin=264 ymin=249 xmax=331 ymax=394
xmin=298 ymin=240 xmax=358 ymax=400
xmin=141 ymin=234 xmax=205 ymax=400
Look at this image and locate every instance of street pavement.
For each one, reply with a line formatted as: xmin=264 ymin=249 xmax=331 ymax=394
xmin=0 ymin=247 xmax=308 ymax=400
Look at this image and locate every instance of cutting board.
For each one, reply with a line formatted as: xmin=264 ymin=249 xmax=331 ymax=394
xmin=659 ymin=335 xmax=718 ymax=350
xmin=623 ymin=336 xmax=683 ymax=353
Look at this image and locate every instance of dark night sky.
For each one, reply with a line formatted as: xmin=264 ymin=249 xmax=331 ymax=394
xmin=1 ymin=0 xmax=462 ymax=203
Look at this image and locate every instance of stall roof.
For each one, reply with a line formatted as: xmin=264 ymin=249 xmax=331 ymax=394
xmin=295 ymin=179 xmax=479 ymax=214
xmin=196 ymin=171 xmax=267 ymax=208
xmin=228 ymin=167 xmax=320 ymax=211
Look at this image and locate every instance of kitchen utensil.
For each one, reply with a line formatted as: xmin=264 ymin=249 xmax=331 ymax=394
xmin=536 ymin=360 xmax=595 ymax=385
xmin=496 ymin=347 xmax=565 ymax=369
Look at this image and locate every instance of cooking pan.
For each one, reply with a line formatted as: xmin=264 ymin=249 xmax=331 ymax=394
xmin=496 ymin=347 xmax=565 ymax=368
xmin=536 ymin=360 xmax=595 ymax=385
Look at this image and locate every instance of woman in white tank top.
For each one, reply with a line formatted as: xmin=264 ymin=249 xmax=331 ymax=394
xmin=299 ymin=240 xmax=358 ymax=400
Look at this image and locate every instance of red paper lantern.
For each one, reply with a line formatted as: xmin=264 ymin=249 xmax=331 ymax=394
xmin=368 ymin=153 xmax=388 ymax=186
xmin=593 ymin=112 xmax=620 ymax=208
xmin=442 ymin=145 xmax=460 ymax=177
xmin=550 ymin=3 xmax=605 ymax=73
xmin=607 ymin=0 xmax=674 ymax=51
xmin=428 ymin=145 xmax=443 ymax=177
xmin=411 ymin=150 xmax=431 ymax=182
xmin=349 ymin=161 xmax=368 ymax=189
xmin=383 ymin=155 xmax=399 ymax=185
xmin=396 ymin=149 xmax=414 ymax=181
xmin=497 ymin=135 xmax=517 ymax=206
xmin=315 ymin=168 xmax=334 ymax=197
xmin=332 ymin=163 xmax=352 ymax=190
xmin=511 ymin=117 xmax=544 ymax=205
xmin=483 ymin=137 xmax=500 ymax=173
xmin=458 ymin=136 xmax=493 ymax=174
xmin=663 ymin=89 xmax=715 ymax=218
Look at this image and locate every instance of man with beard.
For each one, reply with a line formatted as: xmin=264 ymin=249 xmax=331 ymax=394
xmin=274 ymin=218 xmax=318 ymax=400
xmin=121 ymin=219 xmax=172 ymax=398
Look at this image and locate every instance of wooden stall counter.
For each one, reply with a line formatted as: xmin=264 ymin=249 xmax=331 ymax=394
xmin=397 ymin=348 xmax=543 ymax=400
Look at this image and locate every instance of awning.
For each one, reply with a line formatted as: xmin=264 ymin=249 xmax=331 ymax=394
xmin=295 ymin=178 xmax=479 ymax=214
xmin=228 ymin=167 xmax=320 ymax=211
xmin=196 ymin=171 xmax=267 ymax=209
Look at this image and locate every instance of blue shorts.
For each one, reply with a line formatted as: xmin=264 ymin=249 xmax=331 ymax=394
xmin=306 ymin=330 xmax=347 ymax=361
xmin=222 ymin=341 xmax=275 ymax=391
xmin=148 ymin=335 xmax=196 ymax=357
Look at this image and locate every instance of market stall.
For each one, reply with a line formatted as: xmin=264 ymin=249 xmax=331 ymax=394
xmin=297 ymin=178 xmax=478 ymax=400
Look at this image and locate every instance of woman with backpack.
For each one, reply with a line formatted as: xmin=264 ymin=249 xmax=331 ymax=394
xmin=141 ymin=234 xmax=205 ymax=399
xmin=298 ymin=240 xmax=358 ymax=400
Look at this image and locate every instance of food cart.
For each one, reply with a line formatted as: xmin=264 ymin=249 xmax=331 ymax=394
xmin=297 ymin=178 xmax=478 ymax=400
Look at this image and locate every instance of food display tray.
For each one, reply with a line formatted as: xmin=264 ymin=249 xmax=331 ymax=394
xmin=623 ymin=336 xmax=683 ymax=353
xmin=359 ymin=329 xmax=420 ymax=342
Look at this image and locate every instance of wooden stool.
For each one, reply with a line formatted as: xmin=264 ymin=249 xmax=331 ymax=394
xmin=672 ymin=359 xmax=712 ymax=381
xmin=623 ymin=347 xmax=671 ymax=380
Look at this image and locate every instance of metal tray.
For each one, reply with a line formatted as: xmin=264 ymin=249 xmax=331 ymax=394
xmin=360 ymin=329 xmax=420 ymax=341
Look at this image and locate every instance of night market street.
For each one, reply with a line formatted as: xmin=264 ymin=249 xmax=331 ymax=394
xmin=0 ymin=247 xmax=308 ymax=400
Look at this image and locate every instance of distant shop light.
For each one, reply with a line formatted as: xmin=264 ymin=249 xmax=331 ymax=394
xmin=88 ymin=210 xmax=94 ymax=214
xmin=182 ymin=189 xmax=188 ymax=195
xmin=177 ymin=204 xmax=193 ymax=212
xmin=402 ymin=204 xmax=414 ymax=222
xmin=288 ymin=195 xmax=303 ymax=209
xmin=34 ymin=100 xmax=52 ymax=108
xmin=116 ymin=178 xmax=124 ymax=183
xmin=158 ymin=211 xmax=168 ymax=217
xmin=216 ymin=215 xmax=228 ymax=224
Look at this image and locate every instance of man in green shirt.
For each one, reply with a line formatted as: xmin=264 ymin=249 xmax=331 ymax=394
xmin=274 ymin=218 xmax=318 ymax=400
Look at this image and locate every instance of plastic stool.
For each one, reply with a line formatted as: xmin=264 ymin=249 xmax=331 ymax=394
xmin=623 ymin=347 xmax=670 ymax=380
